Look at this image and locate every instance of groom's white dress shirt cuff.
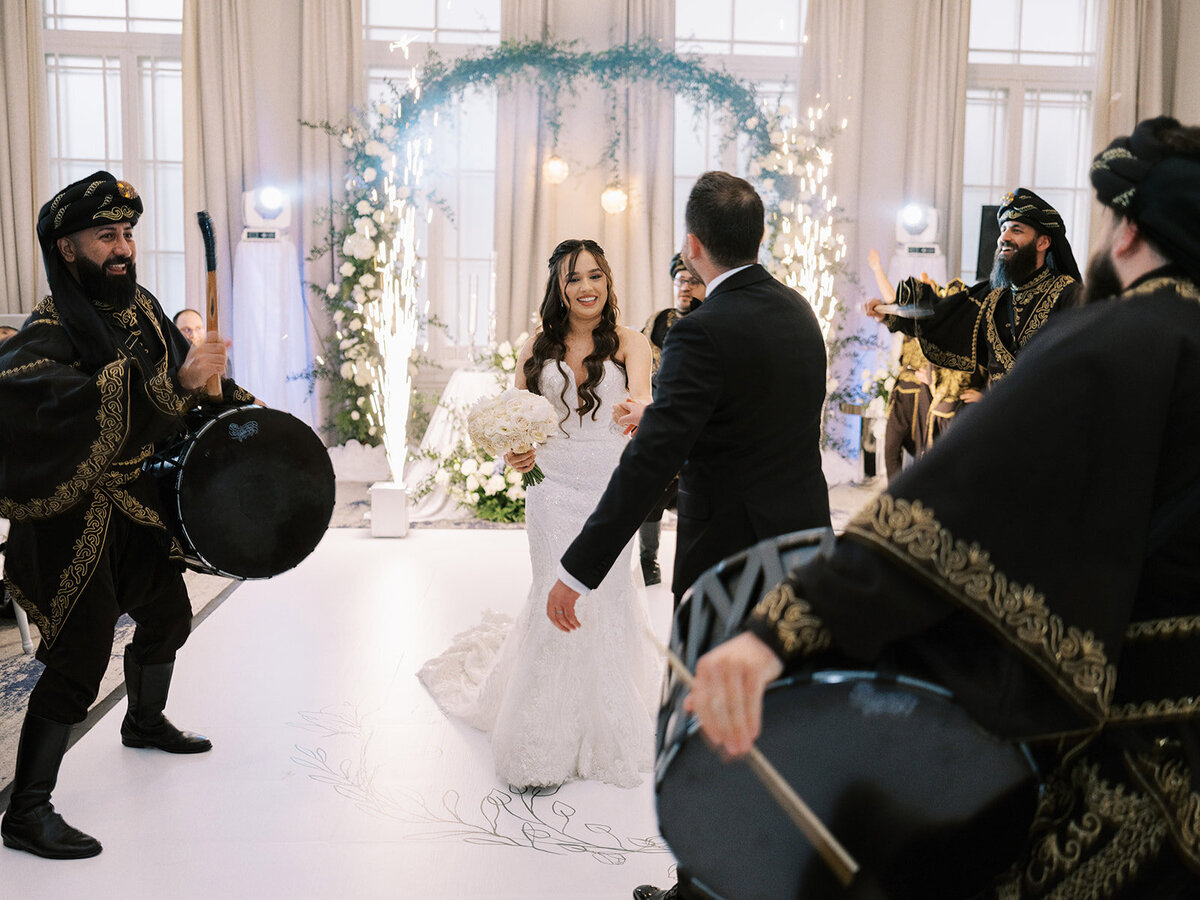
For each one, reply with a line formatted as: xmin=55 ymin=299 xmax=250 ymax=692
xmin=557 ymin=563 xmax=591 ymax=597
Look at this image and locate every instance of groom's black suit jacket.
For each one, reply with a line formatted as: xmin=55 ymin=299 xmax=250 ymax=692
xmin=561 ymin=263 xmax=831 ymax=601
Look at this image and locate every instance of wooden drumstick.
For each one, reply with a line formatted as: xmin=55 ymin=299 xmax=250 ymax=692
xmin=651 ymin=633 xmax=860 ymax=888
xmin=196 ymin=211 xmax=223 ymax=400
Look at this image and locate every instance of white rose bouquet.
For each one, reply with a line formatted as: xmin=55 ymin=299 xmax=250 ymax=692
xmin=466 ymin=388 xmax=556 ymax=488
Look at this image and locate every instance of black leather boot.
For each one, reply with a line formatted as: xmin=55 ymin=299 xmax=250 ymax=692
xmin=638 ymin=521 xmax=662 ymax=586
xmin=1 ymin=713 xmax=102 ymax=858
xmin=120 ymin=648 xmax=212 ymax=753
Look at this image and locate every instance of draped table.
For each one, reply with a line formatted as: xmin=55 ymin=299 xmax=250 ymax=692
xmin=404 ymin=367 xmax=507 ymax=521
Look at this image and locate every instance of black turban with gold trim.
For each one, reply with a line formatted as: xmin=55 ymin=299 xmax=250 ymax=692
xmin=996 ymin=187 xmax=1081 ymax=282
xmin=35 ymin=171 xmax=145 ymax=372
xmin=669 ymin=252 xmax=686 ymax=279
xmin=1091 ymin=115 xmax=1200 ymax=284
xmin=36 ymin=170 xmax=142 ymax=249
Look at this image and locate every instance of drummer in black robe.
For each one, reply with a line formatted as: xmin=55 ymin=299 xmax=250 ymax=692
xmin=650 ymin=117 xmax=1200 ymax=899
xmin=867 ymin=188 xmax=1083 ymax=389
xmin=0 ymin=172 xmax=255 ymax=860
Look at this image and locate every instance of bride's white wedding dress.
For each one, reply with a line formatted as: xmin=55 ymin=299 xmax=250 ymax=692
xmin=418 ymin=359 xmax=663 ymax=788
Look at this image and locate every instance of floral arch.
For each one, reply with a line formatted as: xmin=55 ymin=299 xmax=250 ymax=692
xmin=309 ymin=39 xmax=853 ymax=471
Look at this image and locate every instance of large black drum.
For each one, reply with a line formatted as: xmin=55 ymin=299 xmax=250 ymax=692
xmin=147 ymin=406 xmax=336 ymax=579
xmin=656 ymin=528 xmax=1040 ymax=900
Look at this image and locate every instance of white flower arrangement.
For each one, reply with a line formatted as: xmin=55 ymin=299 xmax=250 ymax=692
xmin=466 ymin=388 xmax=556 ymax=487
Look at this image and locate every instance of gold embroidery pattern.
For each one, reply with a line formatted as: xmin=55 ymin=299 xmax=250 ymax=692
xmin=0 ymin=360 xmax=131 ymax=522
xmin=984 ymin=270 xmax=1074 ymax=373
xmin=43 ymin=492 xmax=112 ymax=646
xmin=1109 ymin=697 xmax=1200 ymax=726
xmin=750 ymin=582 xmax=831 ymax=659
xmin=3 ymin=579 xmax=53 ymax=645
xmin=0 ymin=358 xmax=55 ymax=382
xmin=1121 ymin=276 xmax=1200 ymax=305
xmin=1125 ymin=615 xmax=1200 ymax=642
xmin=33 ymin=295 xmax=60 ymax=322
xmin=92 ymin=205 xmax=139 ymax=222
xmin=231 ymin=386 xmax=255 ymax=404
xmin=845 ymin=494 xmax=1115 ymax=722
xmin=999 ymin=761 xmax=1168 ymax=899
xmin=146 ymin=371 xmax=192 ymax=416
xmin=1125 ymin=747 xmax=1200 ymax=872
xmin=105 ymin=487 xmax=165 ymax=531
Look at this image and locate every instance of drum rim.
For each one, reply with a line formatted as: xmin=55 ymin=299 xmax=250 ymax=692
xmin=163 ymin=405 xmax=332 ymax=581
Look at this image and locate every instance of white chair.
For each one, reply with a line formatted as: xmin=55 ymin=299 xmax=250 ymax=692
xmin=0 ymin=518 xmax=34 ymax=655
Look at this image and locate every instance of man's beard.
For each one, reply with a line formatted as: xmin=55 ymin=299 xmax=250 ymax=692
xmin=76 ymin=254 xmax=138 ymax=309
xmin=990 ymin=239 xmax=1040 ymax=290
xmin=1083 ymin=248 xmax=1124 ymax=304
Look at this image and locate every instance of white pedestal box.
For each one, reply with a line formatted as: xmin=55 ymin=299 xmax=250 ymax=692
xmin=369 ymin=481 xmax=409 ymax=537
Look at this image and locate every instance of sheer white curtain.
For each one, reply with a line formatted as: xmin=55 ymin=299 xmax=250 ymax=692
xmin=0 ymin=0 xmax=50 ymax=312
xmin=902 ymin=1 xmax=969 ymax=279
xmin=494 ymin=0 xmax=673 ymax=342
xmin=800 ymin=0 xmax=867 ymax=300
xmin=1091 ymin=0 xmax=1165 ymax=246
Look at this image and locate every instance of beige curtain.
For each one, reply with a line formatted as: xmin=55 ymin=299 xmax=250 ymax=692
xmin=182 ymin=0 xmax=258 ymax=332
xmin=1091 ymin=0 xmax=1165 ymax=246
xmin=0 ymin=0 xmax=50 ymax=312
xmin=902 ymin=1 xmax=969 ymax=278
xmin=494 ymin=0 xmax=674 ymax=342
xmin=494 ymin=0 xmax=552 ymax=342
xmin=300 ymin=0 xmax=363 ymax=430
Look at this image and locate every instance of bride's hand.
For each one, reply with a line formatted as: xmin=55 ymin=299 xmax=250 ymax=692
xmin=613 ymin=397 xmax=646 ymax=431
xmin=504 ymin=448 xmax=537 ymax=473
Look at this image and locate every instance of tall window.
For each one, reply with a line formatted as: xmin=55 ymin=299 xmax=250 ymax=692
xmin=42 ymin=0 xmax=185 ymax=309
xmin=959 ymin=0 xmax=1102 ymax=281
xmin=673 ymin=2 xmax=808 ymax=247
xmin=363 ymin=0 xmax=500 ymax=360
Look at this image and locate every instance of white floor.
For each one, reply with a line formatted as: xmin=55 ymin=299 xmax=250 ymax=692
xmin=3 ymin=528 xmax=681 ymax=899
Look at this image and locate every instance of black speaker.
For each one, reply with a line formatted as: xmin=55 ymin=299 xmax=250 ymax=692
xmin=975 ymin=205 xmax=1001 ymax=282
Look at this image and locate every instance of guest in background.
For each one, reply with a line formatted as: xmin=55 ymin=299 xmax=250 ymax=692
xmin=172 ymin=307 xmax=205 ymax=347
xmin=634 ymin=253 xmax=707 ymax=585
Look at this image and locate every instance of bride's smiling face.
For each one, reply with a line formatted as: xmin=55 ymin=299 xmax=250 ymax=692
xmin=560 ymin=249 xmax=609 ymax=323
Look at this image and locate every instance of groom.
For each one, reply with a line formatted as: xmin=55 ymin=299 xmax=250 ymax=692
xmin=546 ymin=170 xmax=831 ymax=630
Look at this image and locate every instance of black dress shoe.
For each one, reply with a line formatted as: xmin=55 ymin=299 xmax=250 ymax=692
xmin=640 ymin=560 xmax=662 ymax=586
xmin=633 ymin=885 xmax=677 ymax=900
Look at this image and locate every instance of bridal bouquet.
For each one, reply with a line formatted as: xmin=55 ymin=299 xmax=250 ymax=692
xmin=466 ymin=388 xmax=556 ymax=488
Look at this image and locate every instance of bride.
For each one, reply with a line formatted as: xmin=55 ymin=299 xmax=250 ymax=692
xmin=418 ymin=239 xmax=663 ymax=789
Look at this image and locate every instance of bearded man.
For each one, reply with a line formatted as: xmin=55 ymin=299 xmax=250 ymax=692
xmin=0 ymin=171 xmax=256 ymax=859
xmin=655 ymin=117 xmax=1200 ymax=900
xmin=867 ymin=188 xmax=1083 ymax=388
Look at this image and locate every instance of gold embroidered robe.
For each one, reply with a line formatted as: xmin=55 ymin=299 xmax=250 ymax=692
xmin=0 ymin=289 xmax=254 ymax=646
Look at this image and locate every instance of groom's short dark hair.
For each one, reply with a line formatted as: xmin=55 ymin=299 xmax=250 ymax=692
xmin=685 ymin=171 xmax=764 ymax=268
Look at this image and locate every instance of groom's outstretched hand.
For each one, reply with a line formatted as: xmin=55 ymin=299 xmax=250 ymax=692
xmin=547 ymin=579 xmax=582 ymax=632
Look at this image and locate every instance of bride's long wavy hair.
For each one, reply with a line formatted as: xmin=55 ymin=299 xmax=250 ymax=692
xmin=523 ymin=239 xmax=626 ymax=431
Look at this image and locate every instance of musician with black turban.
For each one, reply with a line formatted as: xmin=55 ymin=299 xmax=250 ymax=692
xmin=0 ymin=172 xmax=255 ymax=860
xmin=638 ymin=118 xmax=1200 ymax=900
xmin=632 ymin=253 xmax=707 ymax=586
xmin=866 ymin=188 xmax=1083 ymax=388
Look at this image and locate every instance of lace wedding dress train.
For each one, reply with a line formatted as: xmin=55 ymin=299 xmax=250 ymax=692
xmin=418 ymin=360 xmax=663 ymax=788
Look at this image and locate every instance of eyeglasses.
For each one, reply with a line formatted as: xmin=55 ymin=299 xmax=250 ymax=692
xmin=674 ymin=275 xmax=703 ymax=287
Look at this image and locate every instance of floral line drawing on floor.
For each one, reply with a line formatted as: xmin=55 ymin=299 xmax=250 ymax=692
xmin=289 ymin=703 xmax=672 ymax=866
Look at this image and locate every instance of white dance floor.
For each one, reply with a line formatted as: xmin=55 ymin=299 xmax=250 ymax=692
xmin=3 ymin=528 xmax=681 ymax=899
